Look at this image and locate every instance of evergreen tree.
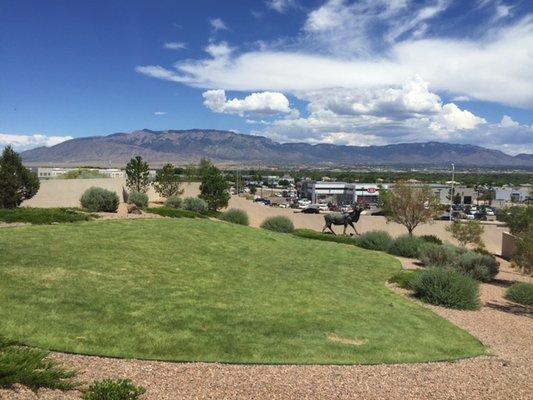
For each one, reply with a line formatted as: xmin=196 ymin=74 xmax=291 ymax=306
xmin=199 ymin=164 xmax=230 ymax=211
xmin=153 ymin=163 xmax=183 ymax=198
xmin=125 ymin=156 xmax=150 ymax=193
xmin=0 ymin=146 xmax=40 ymax=208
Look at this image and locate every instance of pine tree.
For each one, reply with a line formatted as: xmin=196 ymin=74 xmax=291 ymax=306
xmin=125 ymin=156 xmax=150 ymax=193
xmin=153 ymin=163 xmax=183 ymax=198
xmin=0 ymin=146 xmax=40 ymax=208
xmin=199 ymin=164 xmax=230 ymax=211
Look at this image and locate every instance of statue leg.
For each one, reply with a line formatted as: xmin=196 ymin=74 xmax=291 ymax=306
xmin=350 ymin=222 xmax=360 ymax=235
xmin=328 ymin=224 xmax=336 ymax=235
xmin=343 ymin=224 xmax=347 ymax=235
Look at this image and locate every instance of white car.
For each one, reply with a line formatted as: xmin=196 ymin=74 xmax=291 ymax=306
xmin=318 ymin=203 xmax=328 ymax=212
xmin=485 ymin=209 xmax=495 ymax=216
xmin=465 ymin=213 xmax=475 ymax=220
xmin=279 ymin=203 xmax=289 ymax=208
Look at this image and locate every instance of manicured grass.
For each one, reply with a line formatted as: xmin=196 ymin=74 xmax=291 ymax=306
xmin=0 ymin=208 xmax=93 ymax=224
xmin=146 ymin=207 xmax=220 ymax=219
xmin=0 ymin=219 xmax=484 ymax=364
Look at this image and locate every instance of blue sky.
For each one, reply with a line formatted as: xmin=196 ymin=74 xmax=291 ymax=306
xmin=1 ymin=0 xmax=532 ymax=154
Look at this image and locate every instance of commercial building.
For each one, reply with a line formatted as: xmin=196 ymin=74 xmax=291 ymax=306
xmin=300 ymin=181 xmax=389 ymax=205
xmin=495 ymin=185 xmax=532 ymax=203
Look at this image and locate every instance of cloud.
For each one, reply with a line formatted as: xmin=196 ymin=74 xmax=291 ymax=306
xmin=203 ymin=90 xmax=293 ymax=116
xmin=0 ymin=134 xmax=73 ymax=152
xmin=209 ymin=18 xmax=228 ymax=31
xmin=154 ymin=111 xmax=166 ymax=115
xmin=266 ymin=0 xmax=296 ymax=13
xmin=499 ymin=115 xmax=519 ymax=128
xmin=451 ymin=95 xmax=470 ymax=102
xmin=135 ymin=65 xmax=184 ymax=83
xmin=163 ymin=42 xmax=186 ymax=50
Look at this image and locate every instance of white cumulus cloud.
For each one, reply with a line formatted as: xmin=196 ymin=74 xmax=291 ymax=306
xmin=209 ymin=18 xmax=228 ymax=31
xmin=203 ymin=90 xmax=292 ymax=116
xmin=0 ymin=134 xmax=73 ymax=152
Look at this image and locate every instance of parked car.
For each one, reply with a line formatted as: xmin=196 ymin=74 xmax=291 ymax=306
xmin=279 ymin=203 xmax=289 ymax=208
xmin=301 ymin=206 xmax=320 ymax=214
xmin=485 ymin=208 xmax=495 ymax=216
xmin=254 ymin=197 xmax=271 ymax=206
xmin=317 ymin=203 xmax=328 ymax=212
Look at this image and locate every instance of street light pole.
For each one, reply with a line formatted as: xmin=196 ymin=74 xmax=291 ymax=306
xmin=449 ymin=163 xmax=455 ymax=221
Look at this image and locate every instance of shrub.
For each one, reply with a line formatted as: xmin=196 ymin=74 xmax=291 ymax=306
xmin=260 ymin=216 xmax=294 ymax=233
xmin=0 ymin=208 xmax=92 ymax=224
xmin=127 ymin=191 xmax=148 ymax=208
xmin=293 ymin=229 xmax=361 ymax=246
xmin=388 ymin=269 xmax=422 ymax=290
xmin=357 ymin=230 xmax=393 ymax=252
xmin=146 ymin=207 xmax=206 ymax=219
xmin=446 ymin=220 xmax=485 ymax=249
xmin=420 ymin=235 xmax=443 ymax=245
xmin=453 ymin=251 xmax=499 ymax=282
xmin=220 ymin=209 xmax=249 ymax=226
xmin=0 ymin=338 xmax=76 ymax=391
xmin=419 ymin=244 xmax=461 ymax=267
xmin=164 ymin=195 xmax=182 ymax=209
xmin=182 ymin=197 xmax=208 ymax=214
xmin=411 ymin=268 xmax=480 ymax=310
xmin=388 ymin=235 xmax=427 ymax=258
xmin=80 ymin=187 xmax=119 ymax=212
xmin=505 ymin=282 xmax=533 ymax=306
xmin=83 ymin=379 xmax=145 ymax=400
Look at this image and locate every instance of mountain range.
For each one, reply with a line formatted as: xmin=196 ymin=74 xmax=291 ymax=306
xmin=20 ymin=129 xmax=533 ymax=168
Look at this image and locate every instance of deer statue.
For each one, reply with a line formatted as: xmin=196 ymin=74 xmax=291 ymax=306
xmin=322 ymin=205 xmax=363 ymax=235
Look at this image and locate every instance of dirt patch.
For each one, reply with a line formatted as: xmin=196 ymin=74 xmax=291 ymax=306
xmin=327 ymin=334 xmax=367 ymax=346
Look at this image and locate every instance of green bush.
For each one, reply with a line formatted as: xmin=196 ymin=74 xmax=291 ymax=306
xmin=83 ymin=379 xmax=145 ymax=400
xmin=411 ymin=268 xmax=480 ymax=310
xmin=357 ymin=230 xmax=393 ymax=252
xmin=220 ymin=209 xmax=249 ymax=226
xmin=260 ymin=216 xmax=294 ymax=233
xmin=388 ymin=269 xmax=422 ymax=290
xmin=505 ymin=282 xmax=533 ymax=306
xmin=182 ymin=197 xmax=208 ymax=214
xmin=0 ymin=337 xmax=76 ymax=391
xmin=0 ymin=208 xmax=92 ymax=224
xmin=164 ymin=195 xmax=182 ymax=209
xmin=420 ymin=235 xmax=443 ymax=245
xmin=127 ymin=191 xmax=148 ymax=208
xmin=293 ymin=229 xmax=361 ymax=246
xmin=453 ymin=252 xmax=499 ymax=282
xmin=146 ymin=207 xmax=206 ymax=219
xmin=419 ymin=244 xmax=461 ymax=267
xmin=388 ymin=235 xmax=427 ymax=258
xmin=80 ymin=187 xmax=119 ymax=212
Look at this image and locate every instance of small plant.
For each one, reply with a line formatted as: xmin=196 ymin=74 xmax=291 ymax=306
xmin=220 ymin=209 xmax=249 ymax=226
xmin=419 ymin=244 xmax=461 ymax=267
xmin=388 ymin=235 xmax=427 ymax=258
xmin=164 ymin=195 xmax=182 ymax=209
xmin=446 ymin=220 xmax=485 ymax=249
xmin=357 ymin=231 xmax=393 ymax=252
xmin=0 ymin=337 xmax=76 ymax=391
xmin=411 ymin=268 xmax=480 ymax=310
xmin=420 ymin=235 xmax=443 ymax=245
xmin=453 ymin=252 xmax=499 ymax=282
xmin=388 ymin=270 xmax=421 ymax=290
xmin=127 ymin=191 xmax=148 ymax=208
xmin=146 ymin=207 xmax=206 ymax=219
xmin=0 ymin=208 xmax=92 ymax=224
xmin=505 ymin=282 xmax=533 ymax=306
xmin=182 ymin=197 xmax=208 ymax=214
xmin=80 ymin=187 xmax=119 ymax=212
xmin=260 ymin=216 xmax=294 ymax=233
xmin=83 ymin=379 xmax=145 ymax=400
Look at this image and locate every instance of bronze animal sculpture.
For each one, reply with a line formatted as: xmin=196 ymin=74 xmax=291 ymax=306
xmin=322 ymin=206 xmax=363 ymax=235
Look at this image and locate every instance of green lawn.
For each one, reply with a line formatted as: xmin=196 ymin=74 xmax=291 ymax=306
xmin=0 ymin=219 xmax=484 ymax=364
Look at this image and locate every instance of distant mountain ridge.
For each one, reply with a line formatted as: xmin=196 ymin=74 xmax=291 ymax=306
xmin=20 ymin=129 xmax=533 ymax=168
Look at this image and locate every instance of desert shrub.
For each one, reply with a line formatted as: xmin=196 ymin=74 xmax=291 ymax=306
xmin=293 ymin=229 xmax=361 ymax=246
xmin=388 ymin=235 xmax=427 ymax=258
xmin=0 ymin=208 xmax=92 ymax=224
xmin=505 ymin=282 xmax=533 ymax=306
xmin=182 ymin=197 xmax=208 ymax=214
xmin=220 ymin=209 xmax=249 ymax=226
xmin=420 ymin=235 xmax=443 ymax=245
xmin=127 ymin=191 xmax=148 ymax=208
xmin=260 ymin=216 xmax=294 ymax=233
xmin=146 ymin=207 xmax=206 ymax=219
xmin=164 ymin=195 xmax=182 ymax=209
xmin=0 ymin=338 xmax=76 ymax=391
xmin=453 ymin=251 xmax=499 ymax=282
xmin=80 ymin=187 xmax=119 ymax=212
xmin=83 ymin=379 xmax=145 ymax=400
xmin=388 ymin=269 xmax=422 ymax=290
xmin=446 ymin=220 xmax=485 ymax=248
xmin=357 ymin=230 xmax=393 ymax=252
xmin=411 ymin=268 xmax=480 ymax=310
xmin=419 ymin=244 xmax=461 ymax=267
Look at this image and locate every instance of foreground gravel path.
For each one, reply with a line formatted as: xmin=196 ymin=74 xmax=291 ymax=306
xmin=2 ymin=264 xmax=531 ymax=400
